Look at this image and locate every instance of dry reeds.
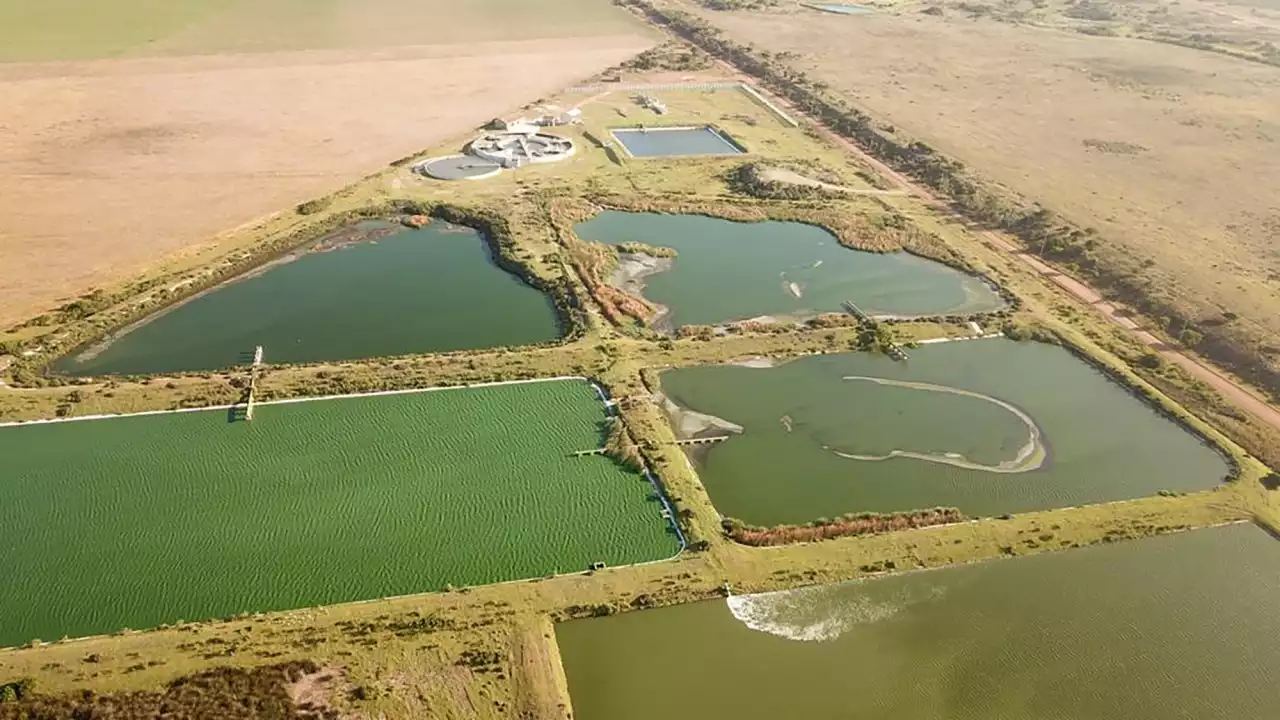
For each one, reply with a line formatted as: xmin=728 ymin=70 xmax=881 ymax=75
xmin=724 ymin=507 xmax=965 ymax=546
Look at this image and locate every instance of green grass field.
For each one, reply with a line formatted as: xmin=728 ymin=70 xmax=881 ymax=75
xmin=0 ymin=379 xmax=678 ymax=647
xmin=0 ymin=0 xmax=234 ymax=60
xmin=0 ymin=0 xmax=649 ymax=61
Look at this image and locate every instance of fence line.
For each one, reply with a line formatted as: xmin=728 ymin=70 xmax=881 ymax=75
xmin=738 ymin=83 xmax=798 ymax=127
xmin=569 ymin=80 xmax=797 ymax=128
xmin=568 ymin=81 xmax=742 ymax=92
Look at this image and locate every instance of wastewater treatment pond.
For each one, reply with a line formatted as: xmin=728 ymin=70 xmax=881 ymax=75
xmin=659 ymin=338 xmax=1229 ymax=524
xmin=0 ymin=379 xmax=678 ymax=646
xmin=558 ymin=523 xmax=1280 ymax=720
xmin=54 ymin=220 xmax=561 ymax=376
xmin=610 ymin=126 xmax=744 ymax=158
xmin=574 ymin=211 xmax=1003 ymax=327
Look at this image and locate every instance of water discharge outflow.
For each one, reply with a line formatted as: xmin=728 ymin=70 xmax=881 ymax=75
xmin=726 ymin=580 xmax=944 ymax=642
xmin=830 ymin=376 xmax=1046 ymax=474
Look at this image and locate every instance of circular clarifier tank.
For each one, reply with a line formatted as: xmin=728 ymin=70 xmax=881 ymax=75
xmin=468 ymin=131 xmax=575 ymax=168
xmin=417 ymin=154 xmax=504 ymax=181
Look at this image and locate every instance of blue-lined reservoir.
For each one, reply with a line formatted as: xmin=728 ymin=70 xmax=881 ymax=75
xmin=610 ymin=126 xmax=745 ymax=158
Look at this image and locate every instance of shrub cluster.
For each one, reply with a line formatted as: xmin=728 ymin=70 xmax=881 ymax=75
xmin=723 ymin=508 xmax=966 ymax=546
xmin=0 ymin=661 xmax=333 ymax=719
xmin=724 ymin=162 xmax=846 ymax=201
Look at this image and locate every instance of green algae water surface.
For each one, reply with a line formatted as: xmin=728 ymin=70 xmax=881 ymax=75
xmin=660 ymin=339 xmax=1228 ymax=524
xmin=0 ymin=380 xmax=677 ymax=646
xmin=55 ymin=221 xmax=560 ymax=376
xmin=558 ymin=524 xmax=1280 ymax=720
xmin=573 ymin=211 xmax=1003 ymax=326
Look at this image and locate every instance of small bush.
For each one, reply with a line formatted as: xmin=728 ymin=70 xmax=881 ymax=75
xmin=1136 ymin=353 xmax=1162 ymax=369
xmin=295 ymin=197 xmax=333 ymax=216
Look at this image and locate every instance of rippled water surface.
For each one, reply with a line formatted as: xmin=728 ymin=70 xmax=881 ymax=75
xmin=661 ymin=339 xmax=1228 ymax=523
xmin=558 ymin=524 xmax=1280 ymax=720
xmin=574 ymin=211 xmax=1003 ymax=326
xmin=55 ymin=220 xmax=560 ymax=375
xmin=0 ymin=380 xmax=677 ymax=646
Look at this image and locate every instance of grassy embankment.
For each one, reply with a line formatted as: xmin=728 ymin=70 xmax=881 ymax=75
xmin=0 ymin=65 xmax=1274 ymax=719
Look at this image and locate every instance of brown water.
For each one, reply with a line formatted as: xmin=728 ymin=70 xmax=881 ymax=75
xmin=558 ymin=524 xmax=1280 ymax=720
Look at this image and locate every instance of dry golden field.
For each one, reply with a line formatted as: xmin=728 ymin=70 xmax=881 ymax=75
xmin=679 ymin=0 xmax=1280 ymax=393
xmin=0 ymin=0 xmax=654 ymax=329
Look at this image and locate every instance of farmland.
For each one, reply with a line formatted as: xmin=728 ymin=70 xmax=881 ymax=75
xmin=0 ymin=0 xmax=648 ymax=61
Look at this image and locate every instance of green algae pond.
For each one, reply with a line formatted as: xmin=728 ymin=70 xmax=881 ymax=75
xmin=558 ymin=523 xmax=1280 ymax=720
xmin=0 ymin=379 xmax=678 ymax=647
xmin=54 ymin=220 xmax=561 ymax=376
xmin=573 ymin=211 xmax=1003 ymax=328
xmin=659 ymin=338 xmax=1229 ymax=525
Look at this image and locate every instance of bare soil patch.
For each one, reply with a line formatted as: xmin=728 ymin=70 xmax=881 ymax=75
xmin=760 ymin=166 xmax=903 ymax=195
xmin=286 ymin=665 xmax=346 ymax=715
xmin=0 ymin=36 xmax=652 ymax=328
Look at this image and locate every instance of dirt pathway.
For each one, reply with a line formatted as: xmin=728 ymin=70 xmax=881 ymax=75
xmin=760 ymin=167 xmax=906 ymax=196
xmin=707 ymin=58 xmax=1280 ymax=431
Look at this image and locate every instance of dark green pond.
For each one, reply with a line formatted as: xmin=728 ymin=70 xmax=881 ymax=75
xmin=574 ymin=211 xmax=1003 ymax=327
xmin=0 ymin=380 xmax=676 ymax=646
xmin=54 ymin=221 xmax=561 ymax=375
xmin=660 ymin=339 xmax=1228 ymax=524
xmin=558 ymin=524 xmax=1280 ymax=720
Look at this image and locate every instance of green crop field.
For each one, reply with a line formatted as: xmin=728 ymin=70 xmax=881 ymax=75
xmin=0 ymin=0 xmax=235 ymax=61
xmin=0 ymin=0 xmax=648 ymax=62
xmin=0 ymin=380 xmax=678 ymax=647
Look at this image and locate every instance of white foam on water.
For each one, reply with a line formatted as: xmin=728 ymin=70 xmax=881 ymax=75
xmin=829 ymin=375 xmax=1046 ymax=474
xmin=726 ymin=583 xmax=912 ymax=642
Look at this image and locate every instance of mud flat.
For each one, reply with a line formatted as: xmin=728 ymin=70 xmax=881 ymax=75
xmin=610 ymin=251 xmax=676 ymax=330
xmin=558 ymin=524 xmax=1280 ymax=720
xmin=659 ymin=338 xmax=1229 ymax=524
